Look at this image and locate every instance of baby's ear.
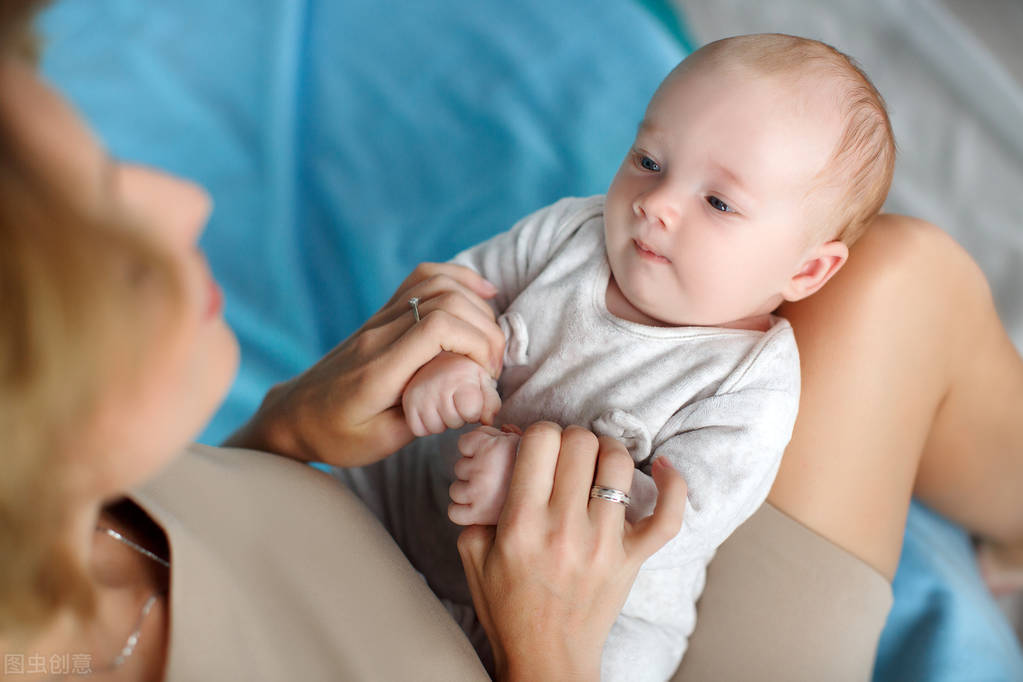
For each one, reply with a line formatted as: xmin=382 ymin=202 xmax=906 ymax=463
xmin=782 ymin=240 xmax=849 ymax=302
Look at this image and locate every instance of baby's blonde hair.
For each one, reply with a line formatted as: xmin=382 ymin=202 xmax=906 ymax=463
xmin=682 ymin=33 xmax=896 ymax=246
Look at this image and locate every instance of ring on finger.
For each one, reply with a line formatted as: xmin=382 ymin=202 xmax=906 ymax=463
xmin=408 ymin=296 xmax=421 ymax=323
xmin=590 ymin=485 xmax=631 ymax=507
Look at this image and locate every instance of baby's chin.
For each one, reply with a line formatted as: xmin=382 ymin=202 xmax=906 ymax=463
xmin=627 ymin=293 xmax=770 ymax=329
xmin=614 ymin=287 xmax=678 ymax=328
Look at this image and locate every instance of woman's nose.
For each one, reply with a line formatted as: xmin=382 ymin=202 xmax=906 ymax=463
xmin=119 ymin=164 xmax=212 ymax=247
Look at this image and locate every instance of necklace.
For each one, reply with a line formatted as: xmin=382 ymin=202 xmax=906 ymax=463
xmin=99 ymin=527 xmax=170 ymax=568
xmin=88 ymin=525 xmax=170 ymax=672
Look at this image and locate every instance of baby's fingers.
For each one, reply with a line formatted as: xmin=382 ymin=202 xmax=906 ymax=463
xmin=479 ymin=379 xmax=502 ymax=426
xmin=416 ymin=404 xmax=447 ymax=436
xmin=450 ymin=479 xmax=474 ymax=505
xmin=625 ymin=457 xmax=686 ymax=563
xmin=453 ymin=455 xmax=478 ymax=481
xmin=452 ymin=385 xmax=485 ymax=426
xmin=457 ymin=425 xmax=504 ymax=456
xmin=404 ymin=405 xmax=431 ymax=438
xmin=448 ymin=502 xmax=478 ymax=526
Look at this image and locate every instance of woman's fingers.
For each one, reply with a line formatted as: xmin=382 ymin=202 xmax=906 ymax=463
xmin=548 ymin=426 xmax=600 ymax=516
xmin=386 ymin=264 xmax=498 ymax=320
xmin=625 ymin=457 xmax=687 ymax=562
xmin=455 ymin=427 xmax=662 ymax=681
xmin=502 ymin=421 xmax=564 ymax=517
xmin=587 ymin=436 xmax=635 ymax=527
xmin=370 ymin=287 xmax=505 ymax=374
xmin=397 ymin=262 xmax=498 ymax=302
xmin=414 ymin=291 xmax=504 ymax=355
xmin=370 ymin=309 xmax=501 ymax=401
xmin=456 ymin=524 xmax=499 ymax=636
xmin=339 ymin=406 xmax=414 ymax=467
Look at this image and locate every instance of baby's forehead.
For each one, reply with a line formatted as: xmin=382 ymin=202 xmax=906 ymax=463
xmin=678 ymin=56 xmax=841 ymax=105
xmin=649 ymin=63 xmax=848 ymax=199
xmin=652 ymin=62 xmax=845 ymax=142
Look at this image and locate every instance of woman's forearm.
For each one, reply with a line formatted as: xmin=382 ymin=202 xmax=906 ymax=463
xmin=498 ymin=654 xmax=600 ymax=682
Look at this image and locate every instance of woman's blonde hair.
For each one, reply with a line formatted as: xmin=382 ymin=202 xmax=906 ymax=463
xmin=1 ymin=1 xmax=180 ymax=638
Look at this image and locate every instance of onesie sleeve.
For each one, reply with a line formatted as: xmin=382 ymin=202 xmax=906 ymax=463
xmin=627 ymin=328 xmax=801 ymax=561
xmin=449 ymin=195 xmax=605 ymax=314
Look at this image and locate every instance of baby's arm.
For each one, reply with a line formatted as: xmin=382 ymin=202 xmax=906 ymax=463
xmin=628 ymin=386 xmax=799 ymax=557
xmin=402 ymin=351 xmax=501 ymax=437
xmin=448 ymin=425 xmax=521 ymax=526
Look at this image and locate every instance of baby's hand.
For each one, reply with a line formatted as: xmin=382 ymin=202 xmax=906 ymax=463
xmin=448 ymin=425 xmax=520 ymax=526
xmin=402 ymin=351 xmax=501 ymax=437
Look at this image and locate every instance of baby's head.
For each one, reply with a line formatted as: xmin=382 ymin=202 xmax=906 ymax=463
xmin=604 ymin=33 xmax=895 ymax=329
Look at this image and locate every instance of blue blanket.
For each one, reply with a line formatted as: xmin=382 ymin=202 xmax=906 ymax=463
xmin=40 ymin=1 xmax=1022 ymax=678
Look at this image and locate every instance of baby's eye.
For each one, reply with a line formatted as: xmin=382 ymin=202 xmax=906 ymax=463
xmin=706 ymin=196 xmax=734 ymax=213
xmin=637 ymin=154 xmax=661 ymax=172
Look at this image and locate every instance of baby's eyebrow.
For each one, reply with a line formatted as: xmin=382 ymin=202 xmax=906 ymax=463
xmin=711 ymin=162 xmax=749 ymax=197
xmin=636 ymin=119 xmax=660 ymax=136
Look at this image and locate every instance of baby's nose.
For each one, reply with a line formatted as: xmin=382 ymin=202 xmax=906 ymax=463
xmin=634 ymin=197 xmax=674 ymax=230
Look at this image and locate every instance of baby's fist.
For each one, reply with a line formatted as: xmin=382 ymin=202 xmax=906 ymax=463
xmin=403 ymin=351 xmax=501 ymax=437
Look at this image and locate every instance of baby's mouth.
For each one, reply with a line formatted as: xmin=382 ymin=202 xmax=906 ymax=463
xmin=633 ymin=239 xmax=672 ymax=264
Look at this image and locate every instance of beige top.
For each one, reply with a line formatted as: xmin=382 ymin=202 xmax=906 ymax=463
xmin=129 ymin=443 xmax=488 ymax=682
xmin=130 ymin=443 xmax=892 ymax=681
xmin=673 ymin=503 xmax=893 ymax=682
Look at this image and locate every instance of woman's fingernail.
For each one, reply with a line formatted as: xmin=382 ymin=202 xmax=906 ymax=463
xmin=481 ymin=279 xmax=498 ymax=295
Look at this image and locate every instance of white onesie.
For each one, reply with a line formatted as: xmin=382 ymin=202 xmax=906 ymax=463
xmin=335 ymin=195 xmax=800 ymax=680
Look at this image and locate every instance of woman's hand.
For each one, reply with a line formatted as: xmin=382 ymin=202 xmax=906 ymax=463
xmin=225 ymin=263 xmax=505 ymax=466
xmin=457 ymin=422 xmax=687 ymax=682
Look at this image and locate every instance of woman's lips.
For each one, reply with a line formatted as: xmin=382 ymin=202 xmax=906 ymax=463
xmin=205 ymin=275 xmax=223 ymax=320
xmin=633 ymin=238 xmax=672 ymax=264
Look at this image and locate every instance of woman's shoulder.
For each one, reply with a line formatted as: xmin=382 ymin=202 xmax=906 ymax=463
xmin=131 ymin=445 xmax=488 ymax=681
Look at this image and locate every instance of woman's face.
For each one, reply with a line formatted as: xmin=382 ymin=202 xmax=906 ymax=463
xmin=0 ymin=60 xmax=239 ymax=499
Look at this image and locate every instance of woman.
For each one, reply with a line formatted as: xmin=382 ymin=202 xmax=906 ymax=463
xmin=0 ymin=4 xmax=685 ymax=680
xmin=3 ymin=2 xmax=1022 ymax=681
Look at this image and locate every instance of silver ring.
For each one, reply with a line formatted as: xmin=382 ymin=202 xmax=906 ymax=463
xmin=408 ymin=296 xmax=421 ymax=323
xmin=590 ymin=485 xmax=630 ymax=507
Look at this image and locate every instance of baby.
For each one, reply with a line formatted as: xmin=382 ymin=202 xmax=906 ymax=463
xmin=343 ymin=33 xmax=895 ymax=680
